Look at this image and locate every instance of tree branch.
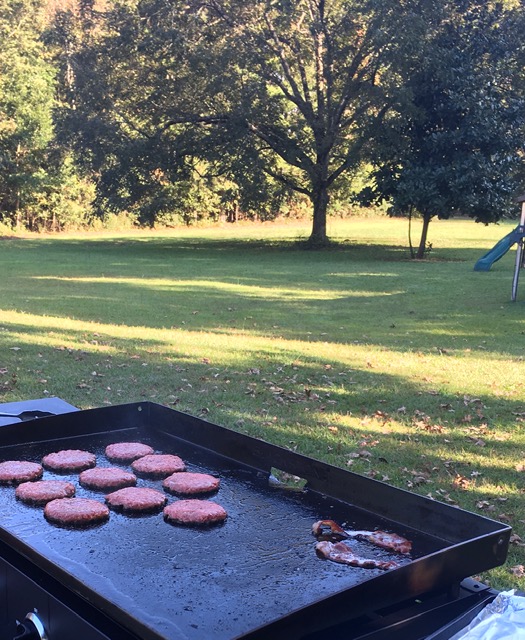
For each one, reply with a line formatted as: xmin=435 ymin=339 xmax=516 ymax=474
xmin=327 ymin=101 xmax=392 ymax=186
xmin=262 ymin=11 xmax=314 ymax=120
xmin=247 ymin=121 xmax=314 ymax=172
xmin=263 ymin=166 xmax=311 ymax=196
xmin=160 ymin=113 xmax=230 ymax=130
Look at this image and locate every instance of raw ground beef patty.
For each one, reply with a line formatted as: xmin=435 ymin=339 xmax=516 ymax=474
xmin=163 ymin=500 xmax=227 ymax=526
xmin=16 ymin=480 xmax=75 ymax=505
xmin=44 ymin=497 xmax=109 ymax=527
xmin=0 ymin=461 xmax=43 ymax=485
xmin=163 ymin=472 xmax=220 ymax=496
xmin=131 ymin=454 xmax=186 ymax=478
xmin=79 ymin=467 xmax=137 ymax=491
xmin=105 ymin=442 xmax=154 ymax=463
xmin=42 ymin=449 xmax=96 ymax=473
xmin=105 ymin=487 xmax=167 ymax=513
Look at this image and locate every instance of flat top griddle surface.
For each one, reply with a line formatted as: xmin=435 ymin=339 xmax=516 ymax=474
xmin=0 ymin=423 xmax=442 ymax=640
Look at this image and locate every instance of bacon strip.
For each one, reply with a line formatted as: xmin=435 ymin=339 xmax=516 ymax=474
xmin=312 ymin=519 xmax=349 ymax=541
xmin=362 ymin=530 xmax=412 ymax=555
xmin=312 ymin=520 xmax=412 ymax=555
xmin=315 ymin=541 xmax=398 ymax=571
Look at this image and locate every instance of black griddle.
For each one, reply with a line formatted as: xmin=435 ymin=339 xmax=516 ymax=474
xmin=0 ymin=402 xmax=511 ymax=640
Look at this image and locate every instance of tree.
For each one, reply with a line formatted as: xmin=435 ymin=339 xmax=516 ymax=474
xmin=0 ymin=0 xmax=56 ymax=228
xmin=55 ymin=0 xmax=525 ymax=244
xmin=362 ymin=1 xmax=525 ymax=258
xmin=59 ymin=0 xmax=422 ymax=243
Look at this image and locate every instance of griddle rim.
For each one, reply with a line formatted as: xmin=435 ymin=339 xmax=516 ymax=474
xmin=0 ymin=402 xmax=511 ymax=639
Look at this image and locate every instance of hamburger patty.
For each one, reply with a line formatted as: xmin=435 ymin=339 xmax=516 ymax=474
xmin=44 ymin=497 xmax=109 ymax=527
xmin=16 ymin=480 xmax=76 ymax=505
xmin=79 ymin=467 xmax=137 ymax=491
xmin=131 ymin=454 xmax=186 ymax=478
xmin=105 ymin=487 xmax=167 ymax=513
xmin=163 ymin=499 xmax=227 ymax=526
xmin=163 ymin=472 xmax=220 ymax=496
xmin=42 ymin=449 xmax=96 ymax=473
xmin=105 ymin=442 xmax=154 ymax=463
xmin=0 ymin=461 xmax=43 ymax=485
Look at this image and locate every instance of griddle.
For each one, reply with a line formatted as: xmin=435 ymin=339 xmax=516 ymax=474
xmin=0 ymin=402 xmax=511 ymax=640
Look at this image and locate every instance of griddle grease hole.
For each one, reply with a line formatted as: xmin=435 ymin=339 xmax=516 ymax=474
xmin=268 ymin=467 xmax=308 ymax=492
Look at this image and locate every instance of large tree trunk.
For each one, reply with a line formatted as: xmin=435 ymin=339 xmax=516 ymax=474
xmin=307 ymin=170 xmax=330 ymax=247
xmin=416 ymin=211 xmax=432 ymax=259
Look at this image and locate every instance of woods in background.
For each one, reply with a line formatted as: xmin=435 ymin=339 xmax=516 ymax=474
xmin=1 ymin=0 xmax=524 ymax=253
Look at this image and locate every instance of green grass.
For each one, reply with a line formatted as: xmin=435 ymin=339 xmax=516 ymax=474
xmin=1 ymin=216 xmax=525 ymax=589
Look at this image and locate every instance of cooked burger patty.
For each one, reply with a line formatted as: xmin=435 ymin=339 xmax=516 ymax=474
xmin=105 ymin=442 xmax=154 ymax=463
xmin=16 ymin=480 xmax=76 ymax=505
xmin=79 ymin=467 xmax=137 ymax=491
xmin=163 ymin=472 xmax=220 ymax=496
xmin=131 ymin=454 xmax=186 ymax=478
xmin=163 ymin=500 xmax=227 ymax=526
xmin=0 ymin=461 xmax=44 ymax=485
xmin=44 ymin=498 xmax=109 ymax=527
xmin=105 ymin=487 xmax=167 ymax=513
xmin=42 ymin=449 xmax=96 ymax=473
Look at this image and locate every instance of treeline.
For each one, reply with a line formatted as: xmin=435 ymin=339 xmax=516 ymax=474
xmin=1 ymin=0 xmax=524 ymax=254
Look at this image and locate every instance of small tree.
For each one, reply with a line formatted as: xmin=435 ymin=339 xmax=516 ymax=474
xmin=363 ymin=2 xmax=525 ymax=258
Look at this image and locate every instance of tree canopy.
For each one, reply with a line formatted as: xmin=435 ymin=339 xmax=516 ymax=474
xmin=0 ymin=0 xmax=55 ymax=227
xmin=0 ymin=0 xmax=524 ymax=248
xmin=363 ymin=1 xmax=525 ymax=257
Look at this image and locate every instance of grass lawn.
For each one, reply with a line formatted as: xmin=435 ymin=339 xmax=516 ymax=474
xmin=1 ymin=215 xmax=525 ymax=589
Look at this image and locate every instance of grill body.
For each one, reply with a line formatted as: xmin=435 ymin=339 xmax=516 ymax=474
xmin=0 ymin=400 xmax=510 ymax=640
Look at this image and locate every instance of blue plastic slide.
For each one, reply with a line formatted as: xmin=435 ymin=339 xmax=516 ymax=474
xmin=474 ymin=226 xmax=524 ymax=271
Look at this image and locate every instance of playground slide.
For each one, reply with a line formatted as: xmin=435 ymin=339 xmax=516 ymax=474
xmin=474 ymin=226 xmax=522 ymax=271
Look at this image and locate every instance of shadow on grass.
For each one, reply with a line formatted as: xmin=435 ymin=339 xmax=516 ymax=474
xmin=1 ymin=316 xmax=523 ymax=434
xmin=0 ymin=234 xmax=477 ymax=260
xmin=1 ymin=234 xmax=523 ymax=359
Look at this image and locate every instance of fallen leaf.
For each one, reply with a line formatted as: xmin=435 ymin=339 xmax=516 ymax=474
xmin=453 ymin=474 xmax=471 ymax=490
xmin=467 ymin=437 xmax=486 ymax=447
xmin=476 ymin=500 xmax=495 ymax=511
